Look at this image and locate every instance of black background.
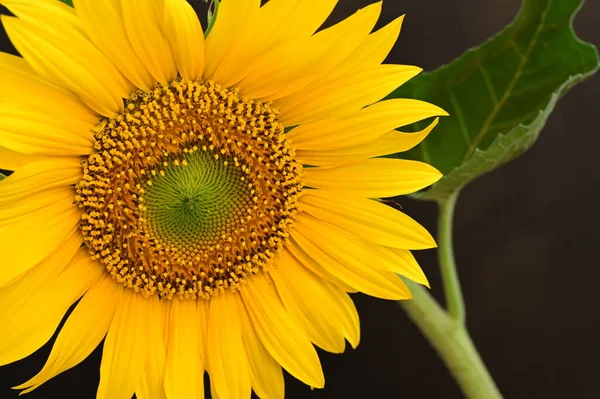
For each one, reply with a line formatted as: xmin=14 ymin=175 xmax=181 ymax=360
xmin=1 ymin=0 xmax=599 ymax=398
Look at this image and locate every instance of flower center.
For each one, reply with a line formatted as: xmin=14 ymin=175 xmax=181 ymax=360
xmin=75 ymin=80 xmax=302 ymax=299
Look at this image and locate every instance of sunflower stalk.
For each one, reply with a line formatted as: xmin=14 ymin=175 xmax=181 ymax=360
xmin=437 ymin=191 xmax=465 ymax=324
xmin=399 ymin=191 xmax=502 ymax=399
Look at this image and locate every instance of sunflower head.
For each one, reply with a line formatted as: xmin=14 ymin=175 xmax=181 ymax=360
xmin=0 ymin=0 xmax=446 ymax=398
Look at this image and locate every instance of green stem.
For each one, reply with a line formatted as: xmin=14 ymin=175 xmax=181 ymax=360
xmin=438 ymin=192 xmax=465 ymax=324
xmin=398 ymin=191 xmax=502 ymax=398
xmin=400 ymin=283 xmax=502 ymax=399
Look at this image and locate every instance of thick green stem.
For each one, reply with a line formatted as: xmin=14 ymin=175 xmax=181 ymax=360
xmin=400 ymin=283 xmax=502 ymax=399
xmin=398 ymin=191 xmax=502 ymax=398
xmin=438 ymin=192 xmax=465 ymax=324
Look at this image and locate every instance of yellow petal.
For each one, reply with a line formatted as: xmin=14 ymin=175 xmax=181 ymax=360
xmin=136 ymin=297 xmax=168 ymax=399
xmin=270 ymin=252 xmax=346 ymax=353
xmin=329 ymin=15 xmax=404 ymax=78
xmin=272 ymin=14 xmax=404 ymax=111
xmin=158 ymin=0 xmax=205 ymax=82
xmin=197 ymin=299 xmax=209 ymax=364
xmin=291 ymin=216 xmax=412 ymax=300
xmin=295 ymin=211 xmax=428 ymax=285
xmin=241 ymin=274 xmax=325 ymax=389
xmin=0 ymin=52 xmax=98 ymax=125
xmin=0 ymin=197 xmax=80 ymax=287
xmin=1 ymin=6 xmax=132 ymax=117
xmin=73 ymin=0 xmax=154 ymax=91
xmin=204 ymin=0 xmax=261 ymax=81
xmin=0 ymin=105 xmax=93 ymax=156
xmin=239 ymin=2 xmax=382 ymax=101
xmin=0 ymin=246 xmax=104 ymax=366
xmin=299 ymin=190 xmax=436 ymax=249
xmin=239 ymin=295 xmax=284 ymax=399
xmin=0 ymin=188 xmax=74 ymax=228
xmin=265 ymin=0 xmax=338 ymax=42
xmin=274 ymin=250 xmax=360 ymax=348
xmin=97 ymin=290 xmax=148 ymax=399
xmin=288 ymin=100 xmax=445 ymax=151
xmin=210 ymin=0 xmax=337 ymax=88
xmin=0 ymin=231 xmax=81 ymax=308
xmin=0 ymin=157 xmax=81 ymax=204
xmin=296 ymin=120 xmax=438 ymax=167
xmin=376 ymin=246 xmax=430 ymax=287
xmin=165 ymin=298 xmax=204 ymax=399
xmin=206 ymin=291 xmax=252 ymax=399
xmin=303 ymin=158 xmax=442 ymax=198
xmin=278 ymin=65 xmax=422 ymax=126
xmin=14 ymin=275 xmax=120 ymax=394
xmin=0 ymin=146 xmax=43 ymax=171
xmin=121 ymin=0 xmax=177 ymax=85
xmin=285 ymin=242 xmax=356 ymax=293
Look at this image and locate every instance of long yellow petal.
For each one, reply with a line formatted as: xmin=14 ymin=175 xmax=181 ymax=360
xmin=0 ymin=188 xmax=73 ymax=228
xmin=263 ymin=0 xmax=338 ymax=42
xmin=121 ymin=0 xmax=177 ymax=85
xmin=288 ymin=99 xmax=446 ymax=151
xmin=277 ymin=15 xmax=404 ymax=109
xmin=299 ymin=190 xmax=436 ymax=249
xmin=0 ymin=52 xmax=98 ymax=125
xmin=73 ymin=0 xmax=154 ymax=91
xmin=165 ymin=298 xmax=204 ymax=399
xmin=207 ymin=291 xmax=252 ymax=399
xmin=0 ymin=158 xmax=81 ymax=204
xmin=14 ymin=275 xmax=120 ymax=394
xmin=157 ymin=0 xmax=205 ymax=81
xmin=0 ymin=106 xmax=93 ymax=156
xmin=376 ymin=246 xmax=430 ymax=287
xmin=273 ymin=250 xmax=360 ymax=348
xmin=197 ymin=299 xmax=209 ymax=364
xmin=97 ymin=289 xmax=148 ymax=399
xmin=136 ymin=297 xmax=168 ymax=399
xmin=0 ymin=231 xmax=81 ymax=307
xmin=239 ymin=295 xmax=284 ymax=399
xmin=291 ymin=216 xmax=412 ymax=300
xmin=270 ymin=252 xmax=346 ymax=353
xmin=303 ymin=158 xmax=442 ymax=198
xmin=204 ymin=0 xmax=261 ymax=81
xmin=1 ymin=4 xmax=132 ymax=117
xmin=329 ymin=15 xmax=404 ymax=78
xmin=196 ymin=300 xmax=209 ymax=398
xmin=294 ymin=212 xmax=429 ymax=285
xmin=241 ymin=274 xmax=325 ymax=389
xmin=278 ymin=65 xmax=422 ymax=126
xmin=0 ymin=146 xmax=42 ymax=171
xmin=210 ymin=0 xmax=337 ymax=88
xmin=0 ymin=246 xmax=104 ymax=366
xmin=296 ymin=121 xmax=438 ymax=167
xmin=0 ymin=198 xmax=80 ymax=287
xmin=238 ymin=2 xmax=382 ymax=101
xmin=285 ymin=242 xmax=356 ymax=293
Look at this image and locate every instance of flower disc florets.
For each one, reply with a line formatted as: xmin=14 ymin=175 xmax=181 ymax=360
xmin=75 ymin=80 xmax=303 ymax=299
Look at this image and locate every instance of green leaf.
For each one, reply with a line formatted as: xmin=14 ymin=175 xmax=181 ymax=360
xmin=59 ymin=0 xmax=73 ymax=6
xmin=205 ymin=0 xmax=220 ymax=38
xmin=389 ymin=0 xmax=599 ymax=201
xmin=0 ymin=172 xmax=6 ymax=181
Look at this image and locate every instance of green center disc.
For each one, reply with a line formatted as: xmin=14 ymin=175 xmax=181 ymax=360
xmin=143 ymin=150 xmax=252 ymax=247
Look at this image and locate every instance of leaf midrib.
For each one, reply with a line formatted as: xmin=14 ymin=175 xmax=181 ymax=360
xmin=460 ymin=0 xmax=553 ymax=164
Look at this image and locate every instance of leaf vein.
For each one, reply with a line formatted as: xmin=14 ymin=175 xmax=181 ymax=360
xmin=447 ymin=87 xmax=471 ymax=148
xmin=461 ymin=0 xmax=554 ymax=163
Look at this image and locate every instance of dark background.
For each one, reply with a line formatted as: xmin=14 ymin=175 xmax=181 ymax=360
xmin=1 ymin=0 xmax=599 ymax=398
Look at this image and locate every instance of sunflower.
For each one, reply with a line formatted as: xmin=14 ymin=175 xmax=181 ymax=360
xmin=0 ymin=0 xmax=446 ymax=398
